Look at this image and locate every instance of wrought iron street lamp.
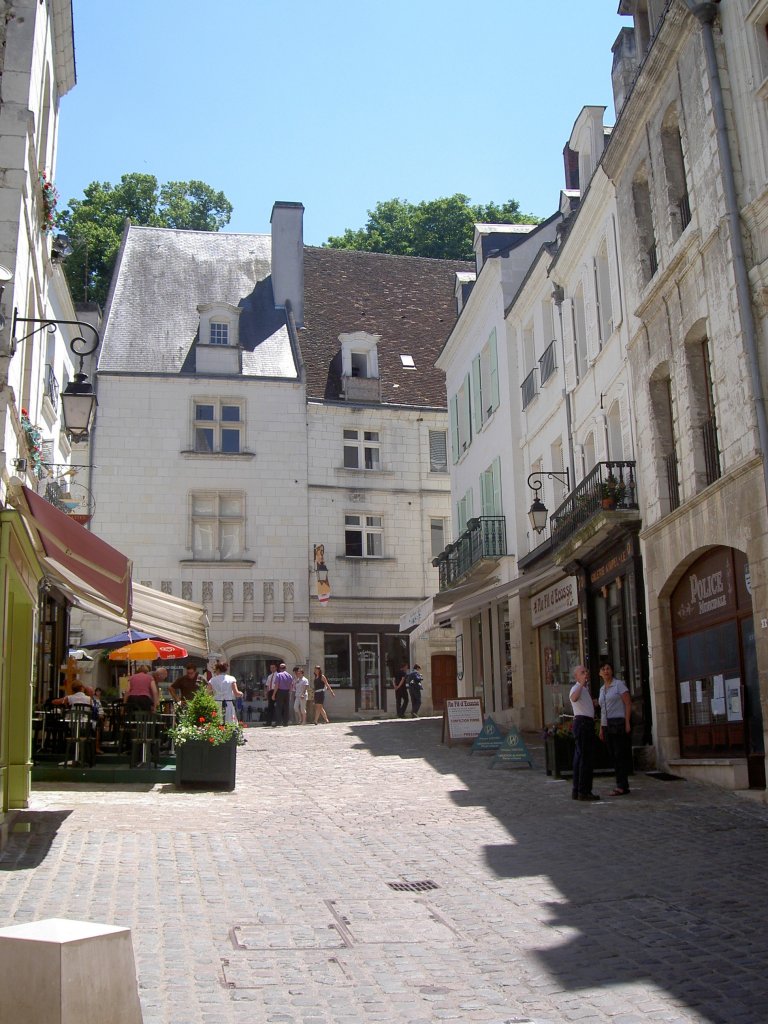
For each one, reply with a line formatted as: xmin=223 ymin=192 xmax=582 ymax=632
xmin=12 ymin=310 xmax=99 ymax=442
xmin=527 ymin=468 xmax=571 ymax=535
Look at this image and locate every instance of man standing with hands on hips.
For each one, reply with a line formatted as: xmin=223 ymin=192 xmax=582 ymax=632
xmin=569 ymin=665 xmax=600 ymax=802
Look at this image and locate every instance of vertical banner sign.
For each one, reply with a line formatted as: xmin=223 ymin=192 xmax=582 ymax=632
xmin=314 ymin=543 xmax=331 ymax=603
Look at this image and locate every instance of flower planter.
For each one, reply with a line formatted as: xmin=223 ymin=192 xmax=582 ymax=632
xmin=545 ymin=733 xmax=614 ymax=777
xmin=175 ymin=738 xmax=237 ymax=790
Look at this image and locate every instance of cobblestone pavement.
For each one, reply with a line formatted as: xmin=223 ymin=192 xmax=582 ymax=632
xmin=2 ymin=718 xmax=768 ymax=1024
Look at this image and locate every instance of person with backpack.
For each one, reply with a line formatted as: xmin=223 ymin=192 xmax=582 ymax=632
xmin=406 ymin=664 xmax=424 ymax=717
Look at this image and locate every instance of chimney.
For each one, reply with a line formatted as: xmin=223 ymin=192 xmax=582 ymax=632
xmin=270 ymin=201 xmax=305 ymax=328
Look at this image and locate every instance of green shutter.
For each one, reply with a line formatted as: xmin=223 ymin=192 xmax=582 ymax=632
xmin=472 ymin=354 xmax=483 ymax=432
xmin=450 ymin=395 xmax=459 ymax=463
xmin=488 ymin=328 xmax=499 ymax=412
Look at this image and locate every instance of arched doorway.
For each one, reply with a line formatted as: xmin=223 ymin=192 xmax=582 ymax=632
xmin=670 ymin=547 xmax=765 ymax=788
xmin=230 ymin=653 xmax=282 ymax=698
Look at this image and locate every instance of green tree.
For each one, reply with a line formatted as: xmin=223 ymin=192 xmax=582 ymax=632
xmin=325 ymin=194 xmax=540 ymax=260
xmin=56 ymin=173 xmax=233 ymax=307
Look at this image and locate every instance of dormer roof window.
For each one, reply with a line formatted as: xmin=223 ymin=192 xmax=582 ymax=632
xmin=340 ymin=331 xmax=381 ymax=402
xmin=196 ymin=303 xmax=242 ymax=375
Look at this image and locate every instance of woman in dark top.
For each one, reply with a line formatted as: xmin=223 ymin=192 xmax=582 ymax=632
xmin=312 ymin=665 xmax=334 ymax=724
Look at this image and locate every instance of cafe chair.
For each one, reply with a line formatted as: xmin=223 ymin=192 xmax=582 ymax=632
xmin=129 ymin=712 xmax=160 ymax=769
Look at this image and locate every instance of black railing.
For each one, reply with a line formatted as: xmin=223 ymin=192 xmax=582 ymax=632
xmin=679 ymin=193 xmax=691 ymax=231
xmin=539 ymin=340 xmax=557 ymax=385
xmin=549 ymin=461 xmax=638 ymax=549
xmin=702 ymin=414 xmax=721 ymax=485
xmin=44 ymin=363 xmax=59 ymax=410
xmin=521 ymin=368 xmax=537 ymax=410
xmin=433 ymin=516 xmax=506 ymax=590
xmin=664 ymin=451 xmax=680 ymax=511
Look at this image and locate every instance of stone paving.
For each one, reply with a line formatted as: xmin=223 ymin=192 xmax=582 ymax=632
xmin=2 ymin=717 xmax=768 ymax=1024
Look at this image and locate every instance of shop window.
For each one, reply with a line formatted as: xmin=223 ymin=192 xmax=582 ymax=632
xmin=539 ymin=612 xmax=580 ymax=727
xmin=343 ymin=428 xmax=380 ymax=470
xmin=324 ymin=633 xmax=352 ymax=687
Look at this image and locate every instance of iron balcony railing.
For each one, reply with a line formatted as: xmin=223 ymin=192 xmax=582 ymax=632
xmin=44 ymin=363 xmax=59 ymax=410
xmin=702 ymin=414 xmax=721 ymax=485
xmin=549 ymin=461 xmax=638 ymax=549
xmin=648 ymin=243 xmax=658 ymax=277
xmin=433 ymin=516 xmax=506 ymax=591
xmin=679 ymin=193 xmax=692 ymax=231
xmin=521 ymin=368 xmax=538 ymax=410
xmin=539 ymin=340 xmax=557 ymax=385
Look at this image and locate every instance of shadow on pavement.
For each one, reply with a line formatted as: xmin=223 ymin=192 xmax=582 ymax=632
xmin=348 ymin=717 xmax=768 ymax=1024
xmin=0 ymin=810 xmax=72 ymax=870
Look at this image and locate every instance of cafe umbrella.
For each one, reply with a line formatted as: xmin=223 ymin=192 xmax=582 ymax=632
xmin=107 ymin=639 xmax=188 ymax=662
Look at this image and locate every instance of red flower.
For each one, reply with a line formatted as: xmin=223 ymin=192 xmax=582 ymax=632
xmin=198 ymin=716 xmax=206 ymax=723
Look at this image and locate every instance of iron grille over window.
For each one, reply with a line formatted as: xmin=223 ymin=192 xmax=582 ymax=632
xmin=538 ymin=341 xmax=557 ymax=385
xmin=521 ymin=368 xmax=538 ymax=410
xmin=702 ymin=414 xmax=721 ymax=485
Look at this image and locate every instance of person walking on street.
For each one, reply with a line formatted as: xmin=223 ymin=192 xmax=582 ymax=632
xmin=569 ymin=665 xmax=600 ymax=802
xmin=598 ymin=661 xmax=632 ymax=796
xmin=293 ymin=666 xmax=309 ymax=724
xmin=312 ymin=666 xmax=334 ymax=724
xmin=272 ymin=662 xmax=294 ymax=727
xmin=393 ymin=663 xmax=409 ymax=717
xmin=406 ymin=664 xmax=423 ymax=717
xmin=264 ymin=662 xmax=278 ymax=727
xmin=208 ymin=660 xmax=243 ymax=724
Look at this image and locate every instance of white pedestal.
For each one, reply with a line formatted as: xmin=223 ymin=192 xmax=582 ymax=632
xmin=0 ymin=918 xmax=143 ymax=1024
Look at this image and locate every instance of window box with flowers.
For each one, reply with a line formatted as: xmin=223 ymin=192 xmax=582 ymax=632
xmin=39 ymin=171 xmax=59 ymax=233
xmin=169 ymin=685 xmax=243 ymax=790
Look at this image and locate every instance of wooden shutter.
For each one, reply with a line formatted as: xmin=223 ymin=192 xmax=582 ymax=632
xmin=472 ymin=355 xmax=483 ymax=433
xmin=450 ymin=395 xmax=459 ymax=463
xmin=607 ymin=214 xmax=623 ymax=331
xmin=488 ymin=328 xmax=499 ymax=412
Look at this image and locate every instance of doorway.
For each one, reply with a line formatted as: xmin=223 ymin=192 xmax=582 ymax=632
xmin=431 ymin=654 xmax=457 ymax=710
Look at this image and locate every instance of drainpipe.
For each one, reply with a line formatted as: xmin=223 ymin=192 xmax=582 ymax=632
xmin=684 ymin=0 xmax=768 ymax=502
xmin=552 ymin=285 xmax=577 ymax=487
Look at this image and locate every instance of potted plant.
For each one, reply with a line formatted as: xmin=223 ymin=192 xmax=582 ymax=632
xmin=543 ymin=721 xmax=575 ymax=777
xmin=600 ymin=474 xmax=626 ymax=509
xmin=169 ymin=685 xmax=243 ymax=790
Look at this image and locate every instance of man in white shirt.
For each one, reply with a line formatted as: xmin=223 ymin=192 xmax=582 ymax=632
xmin=569 ymin=665 xmax=600 ymax=802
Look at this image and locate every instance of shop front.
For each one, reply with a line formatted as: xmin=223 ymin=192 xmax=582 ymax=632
xmin=311 ymin=624 xmax=409 ymax=714
xmin=670 ymin=547 xmax=764 ymax=789
xmin=531 ymin=576 xmax=581 ymax=727
xmin=583 ymin=533 xmax=651 ymax=745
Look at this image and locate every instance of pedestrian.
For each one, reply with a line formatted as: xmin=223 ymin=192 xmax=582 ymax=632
xmin=271 ymin=662 xmax=294 ymax=727
xmin=152 ymin=666 xmax=169 ymax=697
xmin=569 ymin=665 xmax=600 ymax=802
xmin=598 ymin=661 xmax=632 ymax=796
xmin=312 ymin=665 xmax=334 ymax=723
xmin=208 ymin=659 xmax=243 ymax=724
xmin=293 ymin=666 xmax=309 ymax=724
xmin=406 ymin=664 xmax=423 ymax=717
xmin=264 ymin=662 xmax=278 ymax=726
xmin=123 ymin=664 xmax=158 ymax=712
xmin=393 ymin=662 xmax=409 ymax=717
xmin=170 ymin=663 xmax=204 ymax=704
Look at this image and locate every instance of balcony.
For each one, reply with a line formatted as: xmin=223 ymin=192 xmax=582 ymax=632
xmin=538 ymin=340 xmax=557 ymax=386
xmin=521 ymin=368 xmax=538 ymax=410
xmin=549 ymin=461 xmax=639 ymax=551
xmin=433 ymin=516 xmax=506 ymax=591
xmin=341 ymin=374 xmax=382 ymax=403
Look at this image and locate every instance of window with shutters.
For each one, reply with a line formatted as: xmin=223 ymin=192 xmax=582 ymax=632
xmin=457 ymin=488 xmax=474 ymax=535
xmin=594 ymin=239 xmax=614 ymax=345
xmin=572 ymin=284 xmax=588 ymax=379
xmin=451 ymin=373 xmax=473 ymax=460
xmin=472 ymin=328 xmax=500 ymax=432
xmin=480 ymin=457 xmax=502 ymax=517
xmin=429 ymin=429 xmax=448 ymax=473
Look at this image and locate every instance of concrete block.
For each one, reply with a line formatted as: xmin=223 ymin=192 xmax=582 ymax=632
xmin=0 ymin=918 xmax=143 ymax=1024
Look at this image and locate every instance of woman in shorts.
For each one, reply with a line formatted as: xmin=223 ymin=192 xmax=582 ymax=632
xmin=312 ymin=665 xmax=334 ymax=724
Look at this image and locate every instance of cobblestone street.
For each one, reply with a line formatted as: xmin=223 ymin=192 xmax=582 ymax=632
xmin=2 ymin=718 xmax=768 ymax=1024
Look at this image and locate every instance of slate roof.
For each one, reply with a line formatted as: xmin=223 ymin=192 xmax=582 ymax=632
xmin=98 ymin=226 xmax=297 ymax=378
xmin=302 ymin=246 xmax=472 ymax=408
xmin=98 ymin=226 xmax=471 ymax=404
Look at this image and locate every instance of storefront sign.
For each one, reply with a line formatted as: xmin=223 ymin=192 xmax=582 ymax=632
xmin=671 ymin=547 xmax=738 ymax=630
xmin=492 ymin=725 xmax=533 ymax=768
xmin=471 ymin=716 xmax=505 ymax=753
xmin=531 ymin=576 xmax=578 ymax=628
xmin=442 ymin=698 xmax=483 ymax=745
xmin=589 ymin=539 xmax=633 ymax=587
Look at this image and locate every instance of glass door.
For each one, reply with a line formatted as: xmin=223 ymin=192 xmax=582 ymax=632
xmin=357 ymin=634 xmax=380 ymax=710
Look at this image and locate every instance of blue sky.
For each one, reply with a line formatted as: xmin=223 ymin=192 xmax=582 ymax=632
xmin=56 ymin=1 xmax=625 ymax=246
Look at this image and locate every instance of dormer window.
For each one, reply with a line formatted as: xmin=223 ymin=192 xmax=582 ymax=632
xmin=196 ymin=303 xmax=242 ymax=374
xmin=339 ymin=331 xmax=381 ymax=402
xmin=350 ymin=352 xmax=368 ymax=378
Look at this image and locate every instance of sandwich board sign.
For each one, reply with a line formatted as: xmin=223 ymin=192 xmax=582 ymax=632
xmin=471 ymin=715 xmax=504 ymax=754
xmin=491 ymin=724 xmax=533 ymax=769
xmin=442 ymin=698 xmax=483 ymax=746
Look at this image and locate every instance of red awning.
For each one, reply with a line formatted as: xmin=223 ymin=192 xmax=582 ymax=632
xmin=17 ymin=485 xmax=132 ymax=615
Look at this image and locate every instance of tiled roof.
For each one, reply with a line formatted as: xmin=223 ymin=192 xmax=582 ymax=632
xmin=301 ymin=246 xmax=472 ymax=408
xmin=98 ymin=226 xmax=297 ymax=378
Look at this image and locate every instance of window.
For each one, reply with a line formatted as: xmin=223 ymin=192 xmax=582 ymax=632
xmin=343 ymin=429 xmax=381 ymax=470
xmin=430 ymin=517 xmax=446 ymax=558
xmin=210 ymin=322 xmax=229 ymax=345
xmin=594 ymin=240 xmax=614 ymax=344
xmin=345 ymin=514 xmax=383 ymax=557
xmin=472 ymin=328 xmax=500 ymax=431
xmin=480 ymin=458 xmax=502 ymax=517
xmin=324 ymin=633 xmax=352 ymax=687
xmin=350 ymin=352 xmax=368 ymax=378
xmin=572 ymin=284 xmax=588 ymax=378
xmin=191 ymin=492 xmax=244 ymax=560
xmin=193 ymin=401 xmax=242 ymax=453
xmin=632 ymin=166 xmax=657 ymax=284
xmin=661 ymin=107 xmax=691 ymax=240
xmin=457 ymin=488 xmax=473 ymax=535
xmin=429 ymin=429 xmax=448 ymax=473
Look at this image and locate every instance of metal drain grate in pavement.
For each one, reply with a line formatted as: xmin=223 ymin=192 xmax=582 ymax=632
xmin=387 ymin=880 xmax=439 ymax=892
